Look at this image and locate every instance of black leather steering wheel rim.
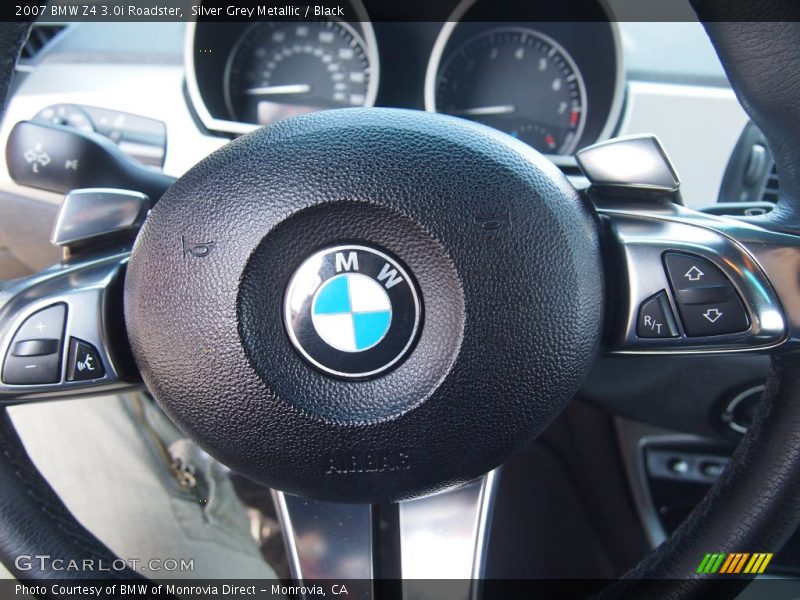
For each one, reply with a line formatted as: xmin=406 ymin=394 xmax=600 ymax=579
xmin=1 ymin=7 xmax=800 ymax=597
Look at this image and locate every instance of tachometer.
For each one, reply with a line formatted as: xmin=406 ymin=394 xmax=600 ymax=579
xmin=431 ymin=27 xmax=587 ymax=155
xmin=225 ymin=21 xmax=377 ymax=125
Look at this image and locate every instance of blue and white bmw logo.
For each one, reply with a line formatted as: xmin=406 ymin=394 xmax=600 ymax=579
xmin=284 ymin=245 xmax=421 ymax=378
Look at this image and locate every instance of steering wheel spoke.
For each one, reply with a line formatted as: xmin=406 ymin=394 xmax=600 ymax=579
xmin=273 ymin=471 xmax=498 ymax=600
xmin=600 ymin=206 xmax=795 ymax=353
xmin=0 ymin=251 xmax=139 ymax=403
xmin=578 ymin=133 xmax=799 ymax=355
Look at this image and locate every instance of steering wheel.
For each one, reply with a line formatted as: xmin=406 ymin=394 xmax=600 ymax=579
xmin=2 ymin=2 xmax=800 ymax=598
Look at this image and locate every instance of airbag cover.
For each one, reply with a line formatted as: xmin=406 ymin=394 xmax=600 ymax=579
xmin=124 ymin=108 xmax=603 ymax=502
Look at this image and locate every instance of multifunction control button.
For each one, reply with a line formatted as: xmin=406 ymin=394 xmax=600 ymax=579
xmin=2 ymin=304 xmax=66 ymax=385
xmin=663 ymin=253 xmax=749 ymax=337
xmin=67 ymin=338 xmax=105 ymax=382
xmin=12 ymin=339 xmax=60 ymax=357
xmin=637 ymin=291 xmax=679 ymax=338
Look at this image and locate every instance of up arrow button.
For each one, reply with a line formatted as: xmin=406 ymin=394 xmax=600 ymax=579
xmin=664 ymin=253 xmax=728 ymax=290
xmin=685 ymin=266 xmax=704 ymax=281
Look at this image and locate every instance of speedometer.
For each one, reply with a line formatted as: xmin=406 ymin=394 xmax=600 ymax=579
xmin=225 ymin=21 xmax=377 ymax=125
xmin=432 ymin=28 xmax=587 ymax=155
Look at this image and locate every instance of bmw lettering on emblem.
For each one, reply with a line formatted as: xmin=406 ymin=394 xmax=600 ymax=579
xmin=284 ymin=245 xmax=421 ymax=378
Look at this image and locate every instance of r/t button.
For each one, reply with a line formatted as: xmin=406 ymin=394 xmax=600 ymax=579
xmin=637 ymin=291 xmax=679 ymax=338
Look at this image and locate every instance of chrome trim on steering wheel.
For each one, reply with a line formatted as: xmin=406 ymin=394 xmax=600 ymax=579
xmin=272 ymin=471 xmax=499 ymax=600
xmin=602 ymin=206 xmax=791 ymax=354
xmin=0 ymin=252 xmax=138 ymax=402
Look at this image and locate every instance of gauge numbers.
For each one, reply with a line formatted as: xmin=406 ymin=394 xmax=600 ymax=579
xmin=435 ymin=28 xmax=587 ymax=155
xmin=225 ymin=21 xmax=375 ymax=125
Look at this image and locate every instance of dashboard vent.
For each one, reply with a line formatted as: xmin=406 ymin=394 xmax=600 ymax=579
xmin=19 ymin=24 xmax=66 ymax=64
xmin=761 ymin=162 xmax=780 ymax=203
xmin=718 ymin=122 xmax=780 ymax=206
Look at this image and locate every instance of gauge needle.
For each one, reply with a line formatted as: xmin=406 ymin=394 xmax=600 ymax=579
xmin=243 ymin=84 xmax=312 ymax=96
xmin=452 ymin=105 xmax=517 ymax=116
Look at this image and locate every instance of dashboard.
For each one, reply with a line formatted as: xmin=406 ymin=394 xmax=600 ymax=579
xmin=188 ymin=0 xmax=623 ymax=157
xmin=0 ymin=8 xmax=751 ymax=281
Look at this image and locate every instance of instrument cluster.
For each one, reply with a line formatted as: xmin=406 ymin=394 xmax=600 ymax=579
xmin=187 ymin=0 xmax=624 ymax=157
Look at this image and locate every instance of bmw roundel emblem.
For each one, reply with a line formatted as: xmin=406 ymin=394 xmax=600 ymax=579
xmin=284 ymin=245 xmax=422 ymax=379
